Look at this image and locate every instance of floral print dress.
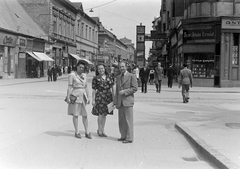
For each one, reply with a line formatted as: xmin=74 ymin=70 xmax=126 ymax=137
xmin=92 ymin=74 xmax=114 ymax=116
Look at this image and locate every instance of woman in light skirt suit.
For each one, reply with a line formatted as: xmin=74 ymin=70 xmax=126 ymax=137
xmin=66 ymin=60 xmax=92 ymax=139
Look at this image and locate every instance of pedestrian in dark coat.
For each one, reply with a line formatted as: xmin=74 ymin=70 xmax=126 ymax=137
xmin=67 ymin=66 xmax=71 ymax=74
xmin=167 ymin=64 xmax=174 ymax=88
xmin=139 ymin=64 xmax=150 ymax=93
xmin=52 ymin=65 xmax=57 ymax=82
xmin=47 ymin=66 xmax=52 ymax=82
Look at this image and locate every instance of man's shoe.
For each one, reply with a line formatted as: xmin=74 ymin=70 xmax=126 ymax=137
xmin=122 ymin=140 xmax=132 ymax=143
xmin=117 ymin=138 xmax=125 ymax=141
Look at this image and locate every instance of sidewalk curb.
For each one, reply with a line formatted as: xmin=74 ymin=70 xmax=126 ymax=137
xmin=147 ymin=88 xmax=240 ymax=93
xmin=175 ymin=123 xmax=240 ymax=169
xmin=0 ymin=76 xmax=68 ymax=86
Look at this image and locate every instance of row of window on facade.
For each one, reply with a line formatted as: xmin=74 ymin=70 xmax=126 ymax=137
xmin=52 ymin=14 xmax=97 ymax=42
xmin=52 ymin=14 xmax=75 ymax=40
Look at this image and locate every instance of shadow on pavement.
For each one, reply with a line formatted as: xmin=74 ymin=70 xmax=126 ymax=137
xmin=44 ymin=131 xmax=73 ymax=137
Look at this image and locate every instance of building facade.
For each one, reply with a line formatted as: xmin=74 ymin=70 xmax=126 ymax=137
xmin=160 ymin=0 xmax=240 ymax=87
xmin=119 ymin=37 xmax=135 ymax=64
xmin=97 ymin=21 xmax=128 ymax=66
xmin=0 ymin=0 xmax=50 ymax=79
xmin=73 ymin=3 xmax=99 ymax=67
xmin=18 ymin=0 xmax=78 ymax=69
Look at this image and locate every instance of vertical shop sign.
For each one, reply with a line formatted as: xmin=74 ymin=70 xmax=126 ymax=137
xmin=136 ymin=24 xmax=145 ymax=66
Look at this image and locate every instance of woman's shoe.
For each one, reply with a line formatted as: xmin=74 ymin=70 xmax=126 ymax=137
xmin=97 ymin=130 xmax=100 ymax=135
xmin=75 ymin=133 xmax=81 ymax=139
xmin=97 ymin=130 xmax=103 ymax=137
xmin=102 ymin=133 xmax=107 ymax=137
xmin=85 ymin=132 xmax=92 ymax=139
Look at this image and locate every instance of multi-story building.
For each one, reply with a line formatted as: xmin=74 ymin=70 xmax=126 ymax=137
xmin=119 ymin=37 xmax=135 ymax=64
xmin=72 ymin=3 xmax=99 ymax=67
xmin=97 ymin=20 xmax=128 ymax=66
xmin=0 ymin=0 xmax=51 ymax=79
xmin=161 ymin=0 xmax=240 ymax=87
xmin=18 ymin=0 xmax=78 ymax=68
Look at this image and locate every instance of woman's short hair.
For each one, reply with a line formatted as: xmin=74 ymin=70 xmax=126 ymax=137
xmin=95 ymin=64 xmax=109 ymax=76
xmin=76 ymin=60 xmax=87 ymax=72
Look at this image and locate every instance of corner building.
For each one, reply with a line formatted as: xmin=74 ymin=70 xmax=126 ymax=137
xmin=163 ymin=0 xmax=240 ymax=87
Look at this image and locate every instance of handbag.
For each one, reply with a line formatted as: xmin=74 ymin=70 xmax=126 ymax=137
xmin=69 ymin=94 xmax=77 ymax=104
xmin=64 ymin=94 xmax=77 ymax=104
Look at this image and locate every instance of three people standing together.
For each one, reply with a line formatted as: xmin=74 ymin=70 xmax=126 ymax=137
xmin=66 ymin=61 xmax=138 ymax=143
xmin=66 ymin=60 xmax=192 ymax=142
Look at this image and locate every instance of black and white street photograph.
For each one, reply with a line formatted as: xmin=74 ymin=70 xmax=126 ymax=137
xmin=0 ymin=0 xmax=240 ymax=169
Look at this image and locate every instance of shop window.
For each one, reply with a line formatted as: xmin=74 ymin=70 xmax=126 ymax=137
xmin=232 ymin=33 xmax=239 ymax=65
xmin=185 ymin=53 xmax=214 ymax=78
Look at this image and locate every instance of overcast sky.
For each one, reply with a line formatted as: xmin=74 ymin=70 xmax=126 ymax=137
xmin=70 ymin=0 xmax=161 ymax=58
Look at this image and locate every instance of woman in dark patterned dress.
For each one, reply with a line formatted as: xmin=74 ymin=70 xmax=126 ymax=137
xmin=92 ymin=64 xmax=114 ymax=137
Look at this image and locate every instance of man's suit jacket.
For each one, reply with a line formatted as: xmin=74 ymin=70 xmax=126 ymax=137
xmin=154 ymin=67 xmax=164 ymax=80
xmin=139 ymin=68 xmax=150 ymax=82
xmin=179 ymin=68 xmax=193 ymax=85
xmin=114 ymin=71 xmax=138 ymax=109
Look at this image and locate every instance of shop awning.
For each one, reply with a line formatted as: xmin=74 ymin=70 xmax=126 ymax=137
xmin=33 ymin=52 xmax=54 ymax=62
xmin=69 ymin=53 xmax=82 ymax=60
xmin=26 ymin=52 xmax=42 ymax=61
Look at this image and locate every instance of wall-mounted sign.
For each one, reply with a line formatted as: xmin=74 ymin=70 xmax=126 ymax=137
xmin=136 ymin=24 xmax=145 ymax=67
xmin=137 ymin=35 xmax=145 ymax=42
xmin=33 ymin=41 xmax=44 ymax=52
xmin=136 ymin=43 xmax=145 ymax=50
xmin=183 ymin=27 xmax=215 ymax=43
xmin=19 ymin=37 xmax=27 ymax=48
xmin=222 ymin=18 xmax=240 ymax=29
xmin=136 ymin=26 xmax=145 ymax=34
xmin=0 ymin=33 xmax=17 ymax=47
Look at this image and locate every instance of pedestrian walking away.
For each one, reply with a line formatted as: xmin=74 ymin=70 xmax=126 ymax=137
xmin=154 ymin=62 xmax=164 ymax=93
xmin=91 ymin=64 xmax=115 ymax=137
xmin=149 ymin=69 xmax=155 ymax=85
xmin=47 ymin=66 xmax=52 ymax=82
xmin=114 ymin=62 xmax=138 ymax=143
xmin=36 ymin=65 xmax=41 ymax=78
xmin=51 ymin=65 xmax=57 ymax=82
xmin=179 ymin=63 xmax=193 ymax=103
xmin=139 ymin=63 xmax=150 ymax=93
xmin=167 ymin=64 xmax=174 ymax=88
xmin=65 ymin=60 xmax=92 ymax=139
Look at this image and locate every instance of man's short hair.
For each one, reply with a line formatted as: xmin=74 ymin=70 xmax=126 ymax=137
xmin=183 ymin=63 xmax=188 ymax=67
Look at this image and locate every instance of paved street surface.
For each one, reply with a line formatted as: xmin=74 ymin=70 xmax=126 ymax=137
xmin=0 ymin=72 xmax=239 ymax=169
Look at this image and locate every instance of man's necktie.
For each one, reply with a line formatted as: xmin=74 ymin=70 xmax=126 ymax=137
xmin=121 ymin=73 xmax=124 ymax=86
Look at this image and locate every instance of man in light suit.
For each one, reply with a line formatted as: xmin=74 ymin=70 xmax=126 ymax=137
xmin=179 ymin=63 xmax=193 ymax=103
xmin=154 ymin=62 xmax=164 ymax=93
xmin=114 ymin=62 xmax=138 ymax=143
